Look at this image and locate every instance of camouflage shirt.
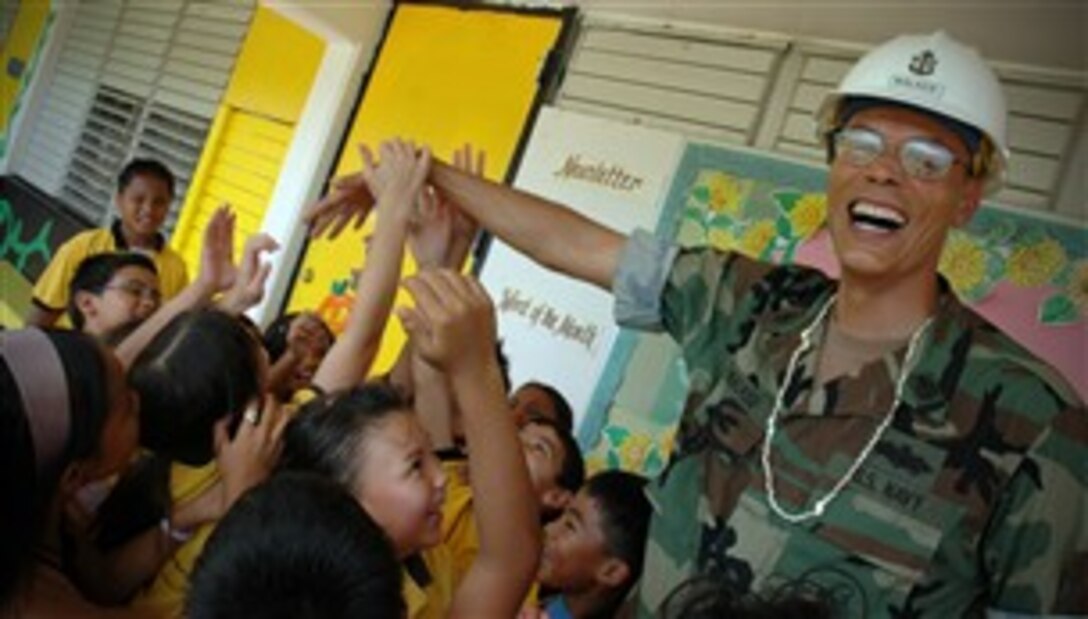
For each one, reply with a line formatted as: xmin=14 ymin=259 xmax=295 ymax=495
xmin=613 ymin=230 xmax=1087 ymax=618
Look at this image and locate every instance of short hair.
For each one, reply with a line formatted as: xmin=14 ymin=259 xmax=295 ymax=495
xmin=129 ymin=310 xmax=262 ymax=466
xmin=186 ymin=473 xmax=404 ymax=619
xmin=67 ymin=252 xmax=158 ymax=329
xmin=519 ymin=381 xmax=574 ymax=432
xmin=279 ymin=383 xmax=412 ymax=489
xmin=529 ymin=418 xmax=585 ymax=495
xmin=585 ymin=471 xmax=650 ymax=588
xmin=117 ymin=158 xmax=175 ymax=197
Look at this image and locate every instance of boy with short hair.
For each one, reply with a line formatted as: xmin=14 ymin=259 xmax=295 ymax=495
xmin=443 ymin=417 xmax=586 ymax=586
xmin=67 ymin=251 xmax=161 ymax=337
xmin=536 ymin=470 xmax=651 ymax=619
xmin=27 ymin=158 xmax=189 ymax=327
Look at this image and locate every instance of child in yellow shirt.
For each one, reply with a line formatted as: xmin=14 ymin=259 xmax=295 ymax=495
xmin=28 ymin=159 xmax=188 ymax=328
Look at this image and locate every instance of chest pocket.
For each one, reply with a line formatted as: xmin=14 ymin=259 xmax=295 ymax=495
xmin=716 ymin=426 xmax=972 ymax=618
xmin=801 ymin=429 xmax=969 ymax=616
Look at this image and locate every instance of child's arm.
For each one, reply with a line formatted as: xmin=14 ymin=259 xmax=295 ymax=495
xmin=400 ymin=144 xmax=488 ymax=449
xmin=114 ymin=208 xmax=276 ymax=368
xmin=400 ymin=270 xmax=540 ymax=618
xmin=311 ymin=140 xmax=431 ymax=393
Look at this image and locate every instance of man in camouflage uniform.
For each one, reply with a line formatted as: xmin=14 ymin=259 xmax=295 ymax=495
xmin=308 ymin=31 xmax=1086 ymax=618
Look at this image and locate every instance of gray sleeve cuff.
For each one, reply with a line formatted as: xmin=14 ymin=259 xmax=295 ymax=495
xmin=611 ymin=228 xmax=679 ymax=331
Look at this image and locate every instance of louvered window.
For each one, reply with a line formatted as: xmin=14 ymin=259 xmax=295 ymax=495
xmin=558 ymin=16 xmax=1087 ymax=217
xmin=556 ymin=17 xmax=788 ymax=145
xmin=13 ymin=0 xmax=252 ymax=229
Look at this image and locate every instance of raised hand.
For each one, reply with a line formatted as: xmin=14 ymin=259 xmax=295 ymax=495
xmin=218 ymin=233 xmax=280 ymax=315
xmin=196 ymin=205 xmax=238 ymax=294
xmin=286 ymin=311 xmax=331 ymax=358
xmin=408 ymin=185 xmax=455 ymax=269
xmin=213 ymin=396 xmax=288 ymax=511
xmin=301 ymin=144 xmax=377 ymax=240
xmin=408 ymin=143 xmax=485 ymax=270
xmin=397 ymin=269 xmax=497 ymax=374
xmin=443 ymin=144 xmax=485 ymax=269
xmin=372 ymin=138 xmax=432 ymax=220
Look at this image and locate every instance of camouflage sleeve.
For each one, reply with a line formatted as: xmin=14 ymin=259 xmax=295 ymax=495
xmin=984 ymin=403 xmax=1088 ymax=614
xmin=613 ymin=228 xmax=680 ymax=331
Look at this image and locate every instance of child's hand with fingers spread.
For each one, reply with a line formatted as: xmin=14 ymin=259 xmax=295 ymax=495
xmin=287 ymin=311 xmax=330 ymax=358
xmin=213 ymin=396 xmax=288 ymax=514
xmin=219 ymin=233 xmax=280 ymax=315
xmin=302 ymin=152 xmax=375 ymax=240
xmin=397 ymin=269 xmax=497 ymax=375
xmin=372 ymin=139 xmax=432 ymax=224
xmin=196 ymin=205 xmax=238 ymax=295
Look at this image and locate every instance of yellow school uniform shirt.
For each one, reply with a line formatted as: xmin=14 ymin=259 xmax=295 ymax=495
xmin=404 ymin=545 xmax=456 ymax=619
xmin=438 ymin=459 xmax=541 ymax=612
xmin=131 ymin=461 xmax=219 ymax=619
xmin=440 ymin=459 xmax=479 ymax=587
xmin=32 ymin=222 xmax=189 ymax=312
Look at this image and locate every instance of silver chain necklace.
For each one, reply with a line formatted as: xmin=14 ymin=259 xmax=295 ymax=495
xmin=761 ymin=295 xmax=934 ymax=523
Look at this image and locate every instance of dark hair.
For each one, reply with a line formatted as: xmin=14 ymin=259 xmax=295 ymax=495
xmin=129 ymin=309 xmax=262 ymax=466
xmin=117 ymin=158 xmax=175 ymax=198
xmin=279 ymin=382 xmax=412 ymax=488
xmin=586 ymin=471 xmax=650 ymax=590
xmin=186 ymin=473 xmax=403 ymax=619
xmin=0 ymin=329 xmax=111 ymax=607
xmin=67 ymin=252 xmax=158 ymax=329
xmin=262 ymin=312 xmax=335 ymax=364
xmin=658 ymin=575 xmax=835 ymax=619
xmin=529 ymin=418 xmax=585 ymax=496
xmin=93 ymin=311 xmax=262 ymax=551
xmin=519 ymin=381 xmax=574 ymax=433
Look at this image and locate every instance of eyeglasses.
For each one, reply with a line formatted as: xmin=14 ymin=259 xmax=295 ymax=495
xmin=833 ymin=127 xmax=968 ymax=181
xmin=104 ymin=281 xmax=162 ymax=303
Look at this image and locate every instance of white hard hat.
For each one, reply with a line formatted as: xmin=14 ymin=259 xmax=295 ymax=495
xmin=815 ymin=31 xmax=1009 ymax=194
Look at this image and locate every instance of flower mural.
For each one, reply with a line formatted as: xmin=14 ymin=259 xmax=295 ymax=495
xmin=787 ymin=193 xmax=828 ymax=240
xmin=1006 ymin=238 xmax=1068 ymax=288
xmin=682 ymin=171 xmax=828 ymax=263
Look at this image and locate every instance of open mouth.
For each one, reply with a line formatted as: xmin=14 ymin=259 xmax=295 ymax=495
xmin=849 ymin=201 xmax=906 ymax=233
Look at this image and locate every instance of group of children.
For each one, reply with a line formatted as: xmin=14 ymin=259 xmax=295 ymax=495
xmin=1 ymin=147 xmax=668 ymax=619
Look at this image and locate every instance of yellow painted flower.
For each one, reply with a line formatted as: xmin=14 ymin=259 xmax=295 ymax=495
xmin=788 ymin=193 xmax=827 ymax=239
xmin=617 ymin=433 xmax=654 ymax=472
xmin=939 ymin=232 xmax=988 ymax=293
xmin=708 ymin=227 xmax=738 ymax=251
xmin=1066 ymin=259 xmax=1088 ymax=314
xmin=739 ymin=219 xmax=777 ymax=258
xmin=705 ymin=172 xmax=746 ymax=215
xmin=1006 ymin=238 xmax=1068 ymax=287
